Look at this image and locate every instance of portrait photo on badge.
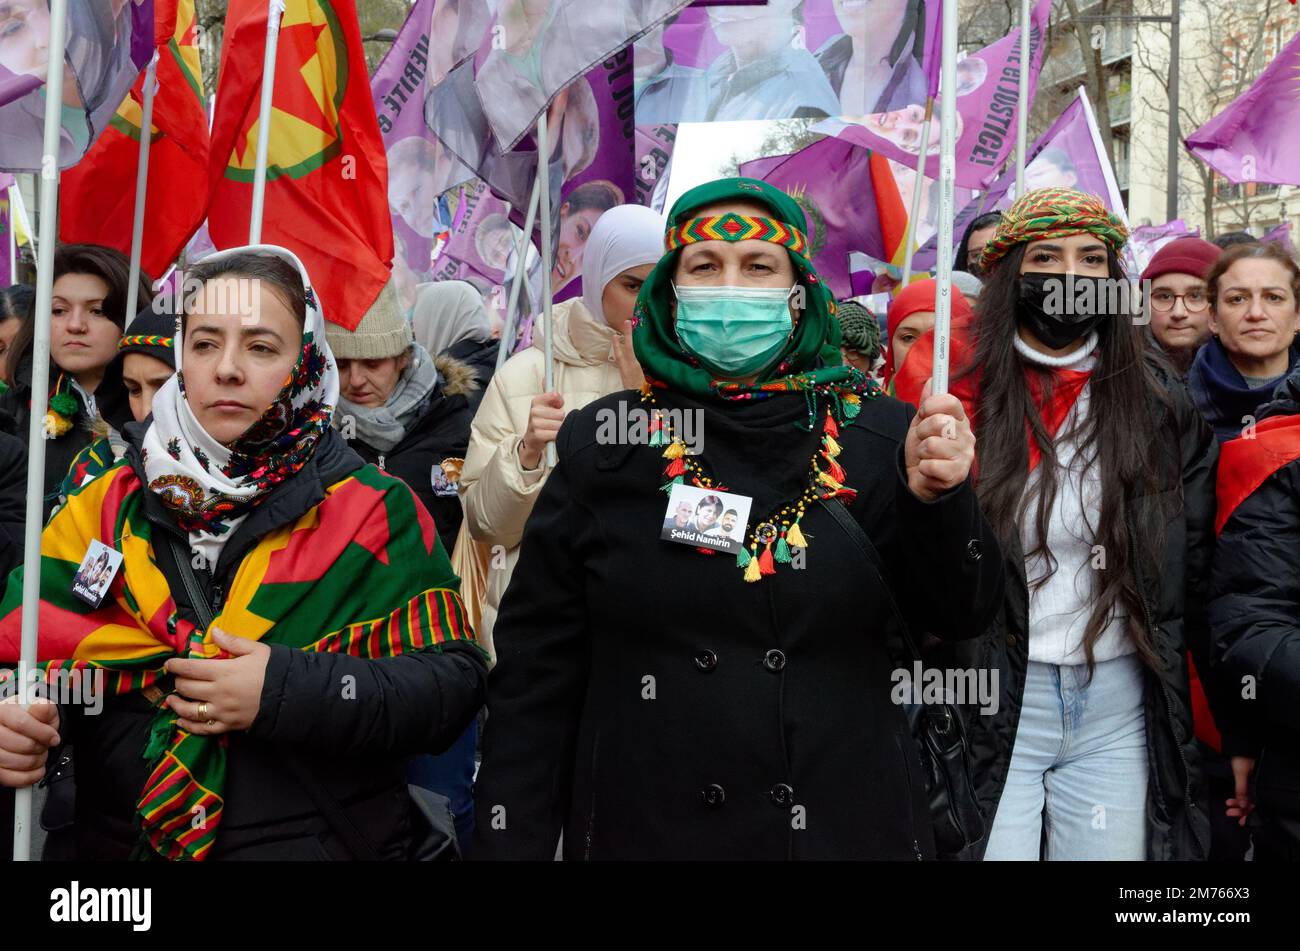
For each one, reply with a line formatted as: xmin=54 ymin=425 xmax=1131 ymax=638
xmin=660 ymin=483 xmax=752 ymax=556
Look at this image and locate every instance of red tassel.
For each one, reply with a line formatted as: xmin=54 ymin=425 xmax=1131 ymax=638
xmin=758 ymin=544 xmax=776 ymax=575
xmin=823 ymin=453 xmax=846 ymax=483
xmin=833 ymin=487 xmax=858 ymax=503
xmin=823 ymin=411 xmax=839 ymax=438
xmin=665 ymin=457 xmax=686 ymax=477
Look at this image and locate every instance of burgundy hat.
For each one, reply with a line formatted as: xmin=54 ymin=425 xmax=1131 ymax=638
xmin=1140 ymin=236 xmax=1221 ymax=284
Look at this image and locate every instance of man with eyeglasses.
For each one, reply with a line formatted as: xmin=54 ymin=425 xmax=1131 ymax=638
xmin=1140 ymin=237 xmax=1221 ymax=376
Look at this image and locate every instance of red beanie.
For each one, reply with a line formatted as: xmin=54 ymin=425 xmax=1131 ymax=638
xmin=1140 ymin=236 xmax=1220 ymax=284
xmin=883 ymin=279 xmax=973 ymax=385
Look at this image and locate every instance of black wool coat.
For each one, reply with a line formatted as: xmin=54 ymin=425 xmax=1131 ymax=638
xmin=1209 ymin=364 xmax=1300 ymax=860
xmin=471 ymin=388 xmax=1004 ymax=860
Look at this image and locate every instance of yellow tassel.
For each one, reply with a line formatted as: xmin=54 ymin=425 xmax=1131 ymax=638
xmin=743 ymin=556 xmax=762 ymax=582
xmin=845 ymin=393 xmax=861 ymax=405
xmin=818 ymin=470 xmax=843 ymax=491
xmin=824 ymin=434 xmax=842 ymax=457
xmin=786 ymin=522 xmax=807 ymax=548
xmin=44 ymin=412 xmax=72 ymax=439
xmin=663 ymin=440 xmax=685 ymax=460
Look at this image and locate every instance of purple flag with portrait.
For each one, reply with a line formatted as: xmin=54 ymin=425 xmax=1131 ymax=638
xmin=634 ymin=0 xmax=938 ymax=123
xmin=912 ymin=91 xmax=1126 ymax=273
xmin=1188 ymin=29 xmax=1300 ymax=186
xmin=372 ymin=0 xmax=480 ymax=313
xmin=0 ymin=0 xmax=153 ymax=172
xmin=1128 ymin=219 xmax=1199 ymax=277
xmin=815 ymin=0 xmax=1051 ymax=189
xmin=635 ymin=122 xmax=675 ymax=212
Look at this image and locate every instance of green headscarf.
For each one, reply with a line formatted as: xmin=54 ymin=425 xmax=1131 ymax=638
xmin=632 ymin=178 xmax=870 ymax=407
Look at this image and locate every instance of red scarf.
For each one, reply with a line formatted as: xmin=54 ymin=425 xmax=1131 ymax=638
xmin=893 ymin=325 xmax=1091 ymax=470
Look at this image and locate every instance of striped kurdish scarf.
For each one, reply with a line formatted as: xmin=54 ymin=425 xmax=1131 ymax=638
xmin=0 ymin=462 xmax=479 ymax=861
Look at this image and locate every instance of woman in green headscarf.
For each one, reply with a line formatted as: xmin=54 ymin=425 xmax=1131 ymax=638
xmin=471 ymin=178 xmax=1004 ymax=861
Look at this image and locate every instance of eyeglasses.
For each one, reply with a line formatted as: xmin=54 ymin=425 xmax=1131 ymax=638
xmin=1148 ymin=288 xmax=1209 ymax=314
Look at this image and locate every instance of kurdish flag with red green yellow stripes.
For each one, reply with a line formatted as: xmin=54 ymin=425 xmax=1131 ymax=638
xmin=0 ymin=461 xmax=478 ymax=861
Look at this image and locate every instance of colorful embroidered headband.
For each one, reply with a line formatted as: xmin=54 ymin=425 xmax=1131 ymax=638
xmin=979 ymin=186 xmax=1129 ymax=272
xmin=119 ymin=334 xmax=175 ymax=350
xmin=665 ymin=213 xmax=809 ymax=258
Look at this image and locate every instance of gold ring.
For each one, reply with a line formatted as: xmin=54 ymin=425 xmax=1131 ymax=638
xmin=197 ymin=702 xmax=209 ymax=721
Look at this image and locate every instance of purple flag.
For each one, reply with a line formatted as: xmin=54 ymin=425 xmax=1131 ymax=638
xmin=912 ymin=91 xmax=1126 ymax=272
xmin=815 ymin=0 xmax=1051 ymax=189
xmin=0 ymin=0 xmax=153 ymax=172
xmin=1187 ymin=29 xmax=1300 ymax=186
xmin=1260 ymin=220 xmax=1296 ymax=255
xmin=372 ymin=0 xmax=479 ymax=312
xmin=635 ymin=122 xmax=676 ymax=212
xmin=470 ymin=0 xmax=693 ymax=152
xmin=739 ymin=136 xmax=902 ymax=298
xmin=634 ymin=0 xmax=938 ymax=123
xmin=1128 ymin=220 xmax=1199 ymax=277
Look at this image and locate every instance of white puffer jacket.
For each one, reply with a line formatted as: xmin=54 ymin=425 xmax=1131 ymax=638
xmin=459 ymin=298 xmax=625 ymax=662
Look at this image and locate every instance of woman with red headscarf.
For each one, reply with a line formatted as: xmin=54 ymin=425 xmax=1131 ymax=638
xmin=882 ymin=279 xmax=974 ymax=391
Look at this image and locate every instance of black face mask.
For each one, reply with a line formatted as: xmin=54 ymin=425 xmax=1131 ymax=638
xmin=1017 ymin=271 xmax=1111 ymax=350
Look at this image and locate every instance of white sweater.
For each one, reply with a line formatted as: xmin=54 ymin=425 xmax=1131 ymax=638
xmin=1016 ymin=334 xmax=1134 ymax=666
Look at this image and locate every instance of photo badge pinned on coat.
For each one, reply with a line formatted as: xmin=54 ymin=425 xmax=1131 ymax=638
xmin=70 ymin=538 xmax=124 ymax=609
xmin=432 ymin=456 xmax=464 ymax=497
xmin=660 ymin=483 xmax=752 ymax=556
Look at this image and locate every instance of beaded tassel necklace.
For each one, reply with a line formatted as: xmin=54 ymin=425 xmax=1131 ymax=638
xmin=640 ymin=370 xmax=880 ymax=582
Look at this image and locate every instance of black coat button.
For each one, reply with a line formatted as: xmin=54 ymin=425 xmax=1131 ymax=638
xmin=966 ymin=539 xmax=983 ymax=562
xmin=1005 ymin=633 xmax=1017 ymax=648
xmin=769 ymin=783 xmax=794 ymax=808
xmin=694 ymin=650 xmax=718 ymax=672
xmin=701 ymin=784 xmax=726 ymax=808
xmin=763 ymin=649 xmax=786 ymax=672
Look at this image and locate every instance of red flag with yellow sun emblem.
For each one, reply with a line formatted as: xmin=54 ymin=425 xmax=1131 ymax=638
xmin=208 ymin=0 xmax=392 ymax=329
xmin=60 ymin=0 xmax=209 ymax=281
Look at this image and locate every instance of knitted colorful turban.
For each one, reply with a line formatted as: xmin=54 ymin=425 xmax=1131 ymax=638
xmin=978 ymin=187 xmax=1129 ymax=273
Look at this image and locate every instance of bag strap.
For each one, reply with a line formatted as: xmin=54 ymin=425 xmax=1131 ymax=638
xmin=160 ymin=532 xmax=381 ymax=861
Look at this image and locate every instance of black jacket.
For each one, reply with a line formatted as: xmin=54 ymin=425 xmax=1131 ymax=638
xmin=937 ymin=365 xmax=1218 ymax=860
xmin=0 ymin=357 xmax=95 ymax=524
xmin=471 ymin=389 xmax=1004 ymax=860
xmin=0 ymin=430 xmax=27 ymax=580
xmin=1209 ymin=363 xmax=1300 ymax=859
xmin=345 ymin=357 xmax=476 ymax=554
xmin=60 ymin=426 xmax=487 ymax=860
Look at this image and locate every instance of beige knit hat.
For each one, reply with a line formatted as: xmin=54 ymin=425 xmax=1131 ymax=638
xmin=325 ymin=280 xmax=413 ymax=359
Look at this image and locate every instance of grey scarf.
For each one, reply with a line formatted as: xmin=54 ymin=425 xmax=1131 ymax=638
xmin=336 ymin=343 xmax=439 ymax=452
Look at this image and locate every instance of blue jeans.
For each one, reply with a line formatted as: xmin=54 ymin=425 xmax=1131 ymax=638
xmin=984 ymin=655 xmax=1148 ymax=860
xmin=407 ymin=718 xmax=479 ymax=855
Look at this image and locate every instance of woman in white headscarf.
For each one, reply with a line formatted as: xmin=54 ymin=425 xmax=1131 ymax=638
xmin=410 ymin=281 xmax=497 ymax=409
xmin=459 ymin=204 xmax=663 ymax=663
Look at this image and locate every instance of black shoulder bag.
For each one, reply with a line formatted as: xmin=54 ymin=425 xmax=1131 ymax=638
xmin=820 ymin=498 xmax=986 ymax=858
xmin=160 ymin=533 xmax=460 ymax=861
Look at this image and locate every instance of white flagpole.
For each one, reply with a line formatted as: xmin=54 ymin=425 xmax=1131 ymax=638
xmin=125 ymin=52 xmax=160 ymax=330
xmin=249 ymin=0 xmax=286 ymax=244
xmin=1015 ymin=0 xmax=1030 ymax=195
xmin=6 ymin=184 xmax=15 ymax=282
xmin=900 ymin=98 xmax=934 ymax=286
xmin=496 ymin=177 xmax=542 ymax=371
xmin=536 ymin=112 xmax=556 ymax=469
xmin=13 ymin=0 xmax=70 ymax=863
xmin=932 ymin=0 xmax=958 ymax=396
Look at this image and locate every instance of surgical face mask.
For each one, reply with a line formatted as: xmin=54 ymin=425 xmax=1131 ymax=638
xmin=1017 ymin=271 xmax=1110 ymax=350
xmin=673 ymin=283 xmax=796 ymax=378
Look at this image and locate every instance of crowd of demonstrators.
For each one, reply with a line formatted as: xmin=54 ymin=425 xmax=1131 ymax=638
xmin=459 ymin=203 xmax=662 ymax=667
xmin=3 ymin=175 xmax=1300 ymax=864
xmin=0 ymin=246 xmax=485 ymax=860
xmin=0 ymin=244 xmax=152 ymax=521
xmin=472 ymin=178 xmax=1000 ymax=860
